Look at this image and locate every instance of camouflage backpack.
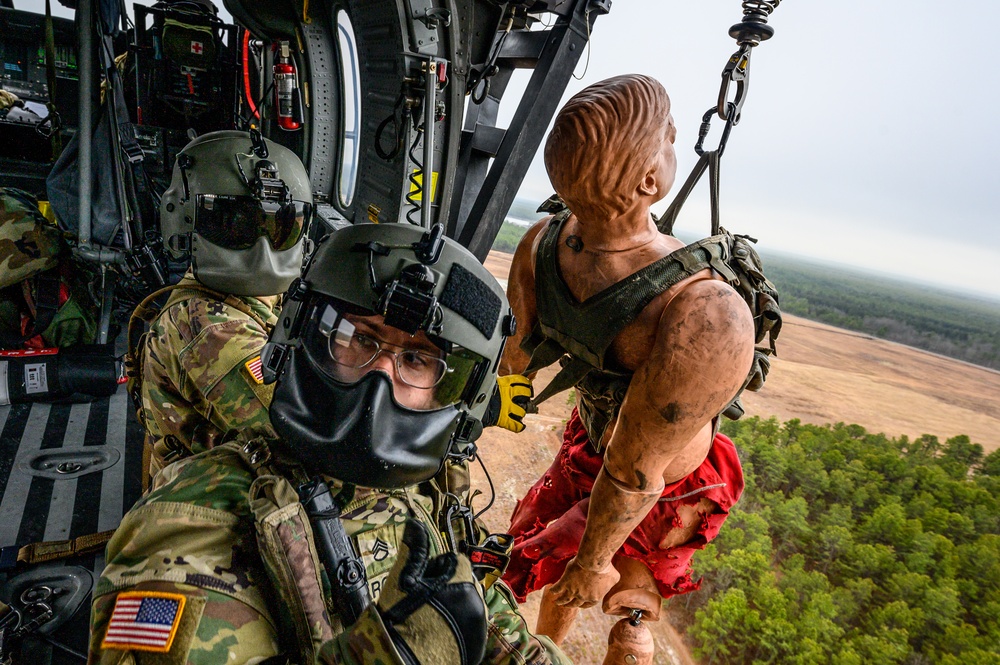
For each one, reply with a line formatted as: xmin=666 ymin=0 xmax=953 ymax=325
xmin=0 ymin=188 xmax=99 ymax=348
xmin=0 ymin=188 xmax=62 ymax=290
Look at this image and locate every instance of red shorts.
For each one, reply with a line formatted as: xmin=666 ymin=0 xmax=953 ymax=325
xmin=503 ymin=409 xmax=744 ymax=602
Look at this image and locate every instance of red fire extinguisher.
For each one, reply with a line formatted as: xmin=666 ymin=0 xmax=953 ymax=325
xmin=274 ymin=42 xmax=302 ymax=131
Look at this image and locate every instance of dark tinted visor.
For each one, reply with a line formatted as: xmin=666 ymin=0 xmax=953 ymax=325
xmin=194 ymin=194 xmax=311 ymax=251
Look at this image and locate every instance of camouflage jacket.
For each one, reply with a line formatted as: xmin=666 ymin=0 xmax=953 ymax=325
xmin=141 ymin=273 xmax=280 ymax=476
xmin=89 ymin=439 xmax=569 ymax=665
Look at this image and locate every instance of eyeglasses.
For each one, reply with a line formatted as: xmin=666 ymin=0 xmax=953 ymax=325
xmin=327 ymin=331 xmax=450 ymax=390
xmin=194 ymin=194 xmax=311 ymax=251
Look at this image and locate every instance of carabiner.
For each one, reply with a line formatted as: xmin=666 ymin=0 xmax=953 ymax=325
xmin=717 ymin=44 xmax=752 ymax=125
xmin=694 ymin=106 xmax=736 ymax=157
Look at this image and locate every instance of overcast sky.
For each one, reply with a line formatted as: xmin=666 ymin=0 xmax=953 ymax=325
xmin=27 ymin=0 xmax=1000 ymax=301
xmin=498 ymin=1 xmax=1000 ymax=303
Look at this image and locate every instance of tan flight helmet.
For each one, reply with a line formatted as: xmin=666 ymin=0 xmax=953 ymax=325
xmin=160 ymin=130 xmax=312 ymax=296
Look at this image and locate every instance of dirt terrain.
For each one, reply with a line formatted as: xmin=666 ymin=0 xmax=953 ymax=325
xmin=475 ymin=251 xmax=1000 ymax=664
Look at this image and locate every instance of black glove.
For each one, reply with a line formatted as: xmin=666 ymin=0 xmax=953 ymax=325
xmin=378 ymin=520 xmax=487 ymax=665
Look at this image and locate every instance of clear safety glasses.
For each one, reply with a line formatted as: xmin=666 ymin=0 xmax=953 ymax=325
xmin=329 ymin=331 xmax=450 ymax=389
xmin=194 ymin=194 xmax=311 ymax=251
xmin=301 ymin=303 xmax=483 ymax=410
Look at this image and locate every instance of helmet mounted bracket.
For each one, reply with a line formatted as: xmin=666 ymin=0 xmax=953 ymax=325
xmin=380 ymin=263 xmax=441 ymax=336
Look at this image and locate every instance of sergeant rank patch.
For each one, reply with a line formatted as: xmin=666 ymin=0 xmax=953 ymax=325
xmin=245 ymin=355 xmax=264 ymax=384
xmin=102 ymin=591 xmax=186 ymax=652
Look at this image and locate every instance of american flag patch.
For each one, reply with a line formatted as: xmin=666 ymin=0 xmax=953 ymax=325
xmin=102 ymin=592 xmax=186 ymax=652
xmin=245 ymin=355 xmax=264 ymax=384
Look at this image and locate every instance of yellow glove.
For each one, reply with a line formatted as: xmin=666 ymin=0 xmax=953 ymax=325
xmin=484 ymin=374 xmax=533 ymax=433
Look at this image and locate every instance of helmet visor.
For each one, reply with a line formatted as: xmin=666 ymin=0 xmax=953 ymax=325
xmin=300 ymin=303 xmax=484 ymax=412
xmin=194 ymin=194 xmax=311 ymax=251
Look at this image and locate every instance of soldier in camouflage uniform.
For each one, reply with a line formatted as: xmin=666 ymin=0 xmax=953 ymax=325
xmin=138 ymin=130 xmax=313 ymax=478
xmin=90 ymin=222 xmax=571 ymax=664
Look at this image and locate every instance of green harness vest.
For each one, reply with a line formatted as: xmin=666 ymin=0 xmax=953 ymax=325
xmin=521 ymin=204 xmax=782 ymax=452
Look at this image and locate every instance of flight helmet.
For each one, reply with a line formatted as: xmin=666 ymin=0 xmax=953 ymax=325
xmin=262 ymin=222 xmax=515 ymax=488
xmin=160 ymin=130 xmax=312 ymax=296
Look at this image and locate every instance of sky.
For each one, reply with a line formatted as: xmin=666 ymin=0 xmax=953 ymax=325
xmin=25 ymin=0 xmax=1000 ymax=301
xmin=495 ymin=1 xmax=1000 ymax=302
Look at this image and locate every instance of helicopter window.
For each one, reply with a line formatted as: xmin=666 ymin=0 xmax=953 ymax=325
xmin=336 ymin=10 xmax=361 ymax=207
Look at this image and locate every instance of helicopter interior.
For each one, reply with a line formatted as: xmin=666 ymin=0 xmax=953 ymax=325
xmin=0 ymin=0 xmax=609 ymax=660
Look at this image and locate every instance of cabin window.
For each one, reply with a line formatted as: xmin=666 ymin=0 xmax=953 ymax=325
xmin=336 ymin=10 xmax=361 ymax=207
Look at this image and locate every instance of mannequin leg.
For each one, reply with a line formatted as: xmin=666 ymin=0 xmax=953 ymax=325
xmin=535 ymin=585 xmax=580 ymax=645
xmin=602 ymin=615 xmax=654 ymax=665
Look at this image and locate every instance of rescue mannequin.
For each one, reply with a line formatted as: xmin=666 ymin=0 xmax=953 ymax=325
xmin=500 ymin=74 xmax=755 ymax=664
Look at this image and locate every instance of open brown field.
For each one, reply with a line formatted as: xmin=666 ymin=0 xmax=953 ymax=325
xmin=476 ymin=250 xmax=1000 ymax=664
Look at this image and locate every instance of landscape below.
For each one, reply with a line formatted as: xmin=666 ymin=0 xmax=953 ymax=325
xmin=480 ymin=249 xmax=1000 ymax=664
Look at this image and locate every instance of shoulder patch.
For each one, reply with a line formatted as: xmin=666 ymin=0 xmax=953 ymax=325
xmin=244 ymin=355 xmax=264 ymax=384
xmin=102 ymin=591 xmax=186 ymax=652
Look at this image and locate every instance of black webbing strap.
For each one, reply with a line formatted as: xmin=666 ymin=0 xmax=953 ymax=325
xmin=32 ymin=271 xmax=61 ymax=338
xmin=41 ymin=0 xmax=62 ymax=156
xmin=530 ymin=355 xmax=593 ymax=407
xmin=656 ymin=150 xmax=721 ymax=237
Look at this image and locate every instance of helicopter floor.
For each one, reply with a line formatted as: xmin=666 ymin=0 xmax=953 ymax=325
xmin=0 ymin=386 xmax=144 ymax=663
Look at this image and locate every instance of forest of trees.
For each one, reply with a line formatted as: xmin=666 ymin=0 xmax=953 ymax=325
xmin=666 ymin=417 xmax=1000 ymax=664
xmin=762 ymin=261 xmax=1000 ymax=371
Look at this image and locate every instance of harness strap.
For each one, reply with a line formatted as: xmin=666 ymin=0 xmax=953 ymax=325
xmin=525 ymin=232 xmax=734 ymax=408
xmin=530 ymin=356 xmax=592 ymax=407
xmin=43 ymin=0 xmax=62 ymax=157
xmin=31 ymin=270 xmax=62 ymax=337
xmin=657 ymin=150 xmax=722 ymax=236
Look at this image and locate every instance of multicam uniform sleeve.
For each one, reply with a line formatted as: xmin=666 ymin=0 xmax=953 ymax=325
xmin=143 ymin=297 xmax=277 ymax=457
xmin=482 ymin=581 xmax=572 ymax=665
xmin=176 ymin=300 xmax=277 ymax=434
xmin=89 ymin=447 xmax=283 ymax=664
xmin=314 ymin=605 xmax=408 ymax=665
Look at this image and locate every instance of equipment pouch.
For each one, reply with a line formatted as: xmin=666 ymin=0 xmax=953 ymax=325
xmin=250 ymin=473 xmax=338 ymax=659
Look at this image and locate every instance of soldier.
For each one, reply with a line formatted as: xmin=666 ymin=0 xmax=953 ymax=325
xmin=500 ymin=75 xmax=761 ymax=663
xmin=134 ymin=129 xmax=312 ymax=478
xmin=90 ymin=222 xmax=569 ymax=664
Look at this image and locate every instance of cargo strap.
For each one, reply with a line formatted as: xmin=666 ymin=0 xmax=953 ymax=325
xmin=0 ymin=530 xmax=116 ymax=571
xmin=38 ymin=0 xmax=63 ymax=155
